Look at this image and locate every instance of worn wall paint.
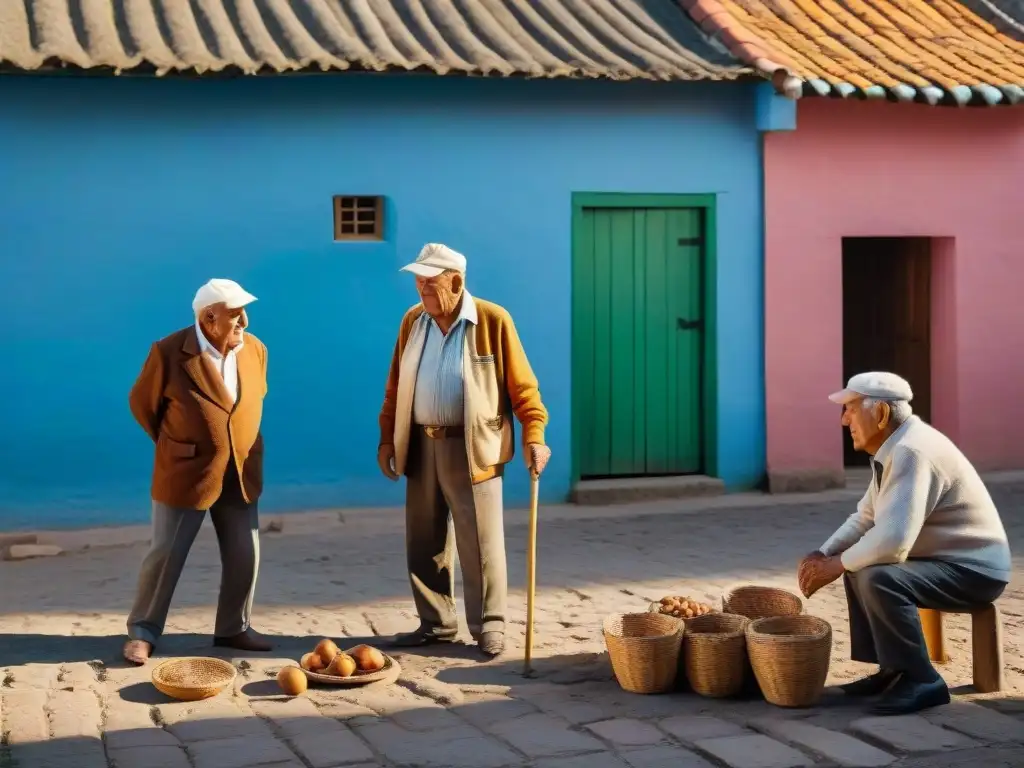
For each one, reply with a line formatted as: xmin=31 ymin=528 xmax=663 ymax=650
xmin=765 ymin=99 xmax=1024 ymax=478
xmin=0 ymin=74 xmax=764 ymax=531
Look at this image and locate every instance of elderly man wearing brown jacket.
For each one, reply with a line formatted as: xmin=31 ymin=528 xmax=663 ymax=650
xmin=122 ymin=278 xmax=272 ymax=665
xmin=378 ymin=243 xmax=550 ymax=658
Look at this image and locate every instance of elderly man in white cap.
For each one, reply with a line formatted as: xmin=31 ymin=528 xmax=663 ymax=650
xmin=798 ymin=372 xmax=1011 ymax=715
xmin=378 ymin=243 xmax=551 ymax=657
xmin=122 ymin=278 xmax=272 ymax=664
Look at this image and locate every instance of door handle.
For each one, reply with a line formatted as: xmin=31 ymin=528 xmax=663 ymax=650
xmin=677 ymin=318 xmax=703 ymax=331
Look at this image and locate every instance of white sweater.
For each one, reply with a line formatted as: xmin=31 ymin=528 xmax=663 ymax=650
xmin=821 ymin=416 xmax=1011 ymax=582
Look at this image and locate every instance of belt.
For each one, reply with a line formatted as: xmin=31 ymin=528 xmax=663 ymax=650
xmin=419 ymin=425 xmax=463 ymax=439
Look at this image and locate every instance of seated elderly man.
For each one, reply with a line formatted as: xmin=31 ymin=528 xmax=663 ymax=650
xmin=798 ymin=372 xmax=1011 ymax=715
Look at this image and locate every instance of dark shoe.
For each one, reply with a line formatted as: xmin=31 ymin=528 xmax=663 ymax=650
xmin=387 ymin=629 xmax=457 ymax=648
xmin=871 ymin=675 xmax=950 ymax=715
xmin=838 ymin=668 xmax=900 ymax=697
xmin=123 ymin=639 xmax=153 ymax=666
xmin=479 ymin=632 xmax=505 ymax=657
xmin=213 ymin=628 xmax=273 ymax=652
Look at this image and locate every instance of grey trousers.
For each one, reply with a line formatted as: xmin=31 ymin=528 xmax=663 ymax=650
xmin=405 ymin=429 xmax=507 ymax=638
xmin=844 ymin=560 xmax=1007 ymax=682
xmin=127 ymin=479 xmax=260 ymax=645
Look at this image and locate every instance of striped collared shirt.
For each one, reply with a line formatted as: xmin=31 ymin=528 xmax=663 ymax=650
xmin=412 ymin=291 xmax=478 ymax=427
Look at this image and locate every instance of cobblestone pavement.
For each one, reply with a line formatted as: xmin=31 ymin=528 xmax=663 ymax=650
xmin=1 ymin=485 xmax=1022 ymax=768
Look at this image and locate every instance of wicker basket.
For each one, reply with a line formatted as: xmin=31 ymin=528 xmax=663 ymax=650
xmin=683 ymin=613 xmax=750 ymax=698
xmin=746 ymin=615 xmax=832 ymax=707
xmin=603 ymin=612 xmax=684 ymax=694
xmin=152 ymin=657 xmax=237 ymax=701
xmin=723 ymin=585 xmax=803 ymax=620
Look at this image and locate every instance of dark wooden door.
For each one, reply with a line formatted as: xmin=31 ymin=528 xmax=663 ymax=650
xmin=841 ymin=237 xmax=931 ymax=466
xmin=575 ymin=207 xmax=705 ymax=477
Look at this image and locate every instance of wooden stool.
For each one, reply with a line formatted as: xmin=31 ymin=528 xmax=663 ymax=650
xmin=918 ymin=605 xmax=1004 ymax=693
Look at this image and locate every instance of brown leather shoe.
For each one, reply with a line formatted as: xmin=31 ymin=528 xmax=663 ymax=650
xmin=123 ymin=639 xmax=153 ymax=666
xmin=213 ymin=628 xmax=273 ymax=652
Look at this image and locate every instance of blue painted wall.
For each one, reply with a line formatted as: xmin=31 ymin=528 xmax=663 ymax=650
xmin=0 ymin=74 xmax=765 ymax=531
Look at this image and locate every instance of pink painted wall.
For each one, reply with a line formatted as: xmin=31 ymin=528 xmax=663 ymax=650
xmin=765 ymin=99 xmax=1024 ymax=479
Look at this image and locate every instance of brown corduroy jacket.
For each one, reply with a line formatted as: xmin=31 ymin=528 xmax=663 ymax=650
xmin=129 ymin=326 xmax=268 ymax=510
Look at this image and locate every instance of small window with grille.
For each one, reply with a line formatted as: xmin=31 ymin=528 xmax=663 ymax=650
xmin=333 ymin=195 xmax=384 ymax=241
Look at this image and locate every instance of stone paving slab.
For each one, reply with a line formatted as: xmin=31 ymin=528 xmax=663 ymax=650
xmin=356 ymin=721 xmax=521 ymax=767
xmin=103 ymin=700 xmax=160 ymax=733
xmin=659 ymin=715 xmax=749 ymax=743
xmin=488 ymin=712 xmax=606 ymax=758
xmin=621 ymin=745 xmax=717 ymax=768
xmin=157 ymin=697 xmax=251 ymax=724
xmin=897 ymin=746 xmax=1024 ymax=767
xmin=186 ymin=734 xmax=298 ymax=768
xmin=284 ymin=728 xmax=376 ymax=767
xmin=59 ymin=662 xmax=102 ymax=690
xmin=850 ymin=715 xmax=979 ymax=753
xmin=47 ymin=689 xmax=102 ymax=739
xmin=923 ymin=701 xmax=1024 ymax=743
xmin=106 ymin=745 xmax=191 ymax=768
xmin=250 ymin=695 xmax=331 ymax=736
xmin=6 ymin=663 xmax=61 ymax=690
xmin=451 ymin=693 xmax=539 ymax=728
xmin=390 ymin=703 xmax=466 ymax=731
xmin=535 ymin=754 xmax=629 ymax=768
xmin=166 ymin=709 xmax=274 ymax=743
xmin=299 ymin=694 xmax=379 ymax=721
xmin=1 ymin=689 xmax=49 ymax=744
xmin=104 ymin=726 xmax=182 ymax=749
xmin=521 ymin=693 xmax=612 ymax=726
xmin=695 ymin=734 xmax=815 ymax=768
xmin=8 ymin=737 xmax=108 ymax=768
xmin=753 ymin=719 xmax=895 ymax=767
xmin=585 ymin=718 xmax=669 ymax=747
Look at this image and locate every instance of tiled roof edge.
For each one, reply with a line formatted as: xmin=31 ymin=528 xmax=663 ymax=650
xmin=0 ymin=0 xmax=747 ymax=83
xmin=800 ymin=81 xmax=1024 ymax=106
xmin=677 ymin=0 xmax=804 ymax=98
xmin=676 ymin=0 xmax=1024 ymax=105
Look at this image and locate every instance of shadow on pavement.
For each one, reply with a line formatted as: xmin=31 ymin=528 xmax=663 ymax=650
xmin=1 ymin=657 xmax=1019 ymax=768
xmin=0 ymin=687 xmax=905 ymax=768
xmin=0 ymin=632 xmax=387 ymax=667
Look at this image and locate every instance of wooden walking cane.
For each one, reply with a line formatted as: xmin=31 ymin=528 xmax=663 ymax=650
xmin=523 ymin=470 xmax=540 ymax=676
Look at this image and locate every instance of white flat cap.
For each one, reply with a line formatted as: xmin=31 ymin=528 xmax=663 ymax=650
xmin=400 ymin=243 xmax=466 ymax=278
xmin=829 ymin=372 xmax=913 ymax=404
xmin=192 ymin=278 xmax=258 ymax=315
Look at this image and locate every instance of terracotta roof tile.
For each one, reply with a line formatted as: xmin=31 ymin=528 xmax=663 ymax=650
xmin=678 ymin=0 xmax=1024 ymax=104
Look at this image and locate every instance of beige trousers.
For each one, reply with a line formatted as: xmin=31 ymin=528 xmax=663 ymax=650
xmin=405 ymin=430 xmax=506 ymax=638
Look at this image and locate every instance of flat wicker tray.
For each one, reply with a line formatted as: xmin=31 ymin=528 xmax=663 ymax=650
xmin=152 ymin=657 xmax=237 ymax=701
xmin=302 ymin=653 xmax=400 ymax=686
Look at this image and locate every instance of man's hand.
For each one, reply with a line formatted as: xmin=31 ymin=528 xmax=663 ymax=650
xmin=797 ymin=550 xmax=827 ymax=586
xmin=798 ymin=554 xmax=845 ymax=598
xmin=797 ymin=549 xmax=824 ymax=577
xmin=527 ymin=443 xmax=551 ymax=477
xmin=378 ymin=444 xmax=399 ymax=481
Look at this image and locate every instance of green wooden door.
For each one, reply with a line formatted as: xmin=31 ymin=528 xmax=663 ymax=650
xmin=575 ymin=207 xmax=704 ymax=478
